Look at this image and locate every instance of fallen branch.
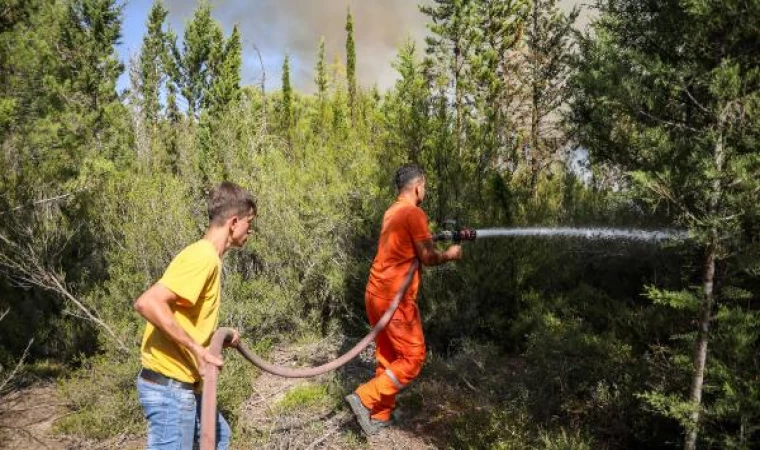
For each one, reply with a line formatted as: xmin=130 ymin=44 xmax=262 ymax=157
xmin=49 ymin=275 xmax=128 ymax=353
xmin=0 ymin=338 xmax=33 ymax=394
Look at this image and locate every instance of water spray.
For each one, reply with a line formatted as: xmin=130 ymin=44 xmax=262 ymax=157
xmin=432 ymin=221 xmax=686 ymax=243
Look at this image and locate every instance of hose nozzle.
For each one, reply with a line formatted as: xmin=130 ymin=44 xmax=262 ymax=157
xmin=432 ymin=228 xmax=476 ymax=242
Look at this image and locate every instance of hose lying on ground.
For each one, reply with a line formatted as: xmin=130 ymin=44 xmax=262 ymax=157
xmin=200 ymin=260 xmax=419 ymax=450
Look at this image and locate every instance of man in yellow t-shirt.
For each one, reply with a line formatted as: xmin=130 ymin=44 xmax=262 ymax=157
xmin=133 ymin=181 xmax=256 ymax=450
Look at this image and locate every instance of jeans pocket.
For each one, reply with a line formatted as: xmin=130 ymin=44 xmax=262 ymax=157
xmin=176 ymin=388 xmax=196 ymax=412
xmin=137 ymin=377 xmax=168 ymax=407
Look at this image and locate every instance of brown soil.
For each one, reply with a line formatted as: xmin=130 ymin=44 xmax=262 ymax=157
xmin=232 ymin=337 xmax=440 ymax=449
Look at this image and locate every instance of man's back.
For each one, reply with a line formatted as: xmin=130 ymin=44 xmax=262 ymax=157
xmin=366 ymin=198 xmax=431 ymax=301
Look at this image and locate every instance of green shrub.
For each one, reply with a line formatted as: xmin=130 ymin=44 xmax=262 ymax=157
xmin=57 ymin=354 xmax=142 ymax=439
xmin=538 ymin=428 xmax=594 ymax=450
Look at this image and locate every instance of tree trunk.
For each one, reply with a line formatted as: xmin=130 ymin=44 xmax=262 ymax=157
xmin=684 ymin=125 xmax=725 ymax=450
xmin=453 ymin=40 xmax=464 ymax=214
xmin=455 ymin=43 xmax=463 ymax=159
xmin=530 ymin=87 xmax=540 ymax=199
xmin=684 ymin=243 xmax=716 ymax=450
xmin=529 ymin=1 xmax=540 ymax=200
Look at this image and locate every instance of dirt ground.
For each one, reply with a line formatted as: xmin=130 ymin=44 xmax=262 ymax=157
xmin=0 ymin=338 xmax=515 ymax=449
xmin=0 ymin=383 xmax=146 ymax=450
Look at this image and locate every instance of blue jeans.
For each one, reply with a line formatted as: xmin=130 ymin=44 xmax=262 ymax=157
xmin=137 ymin=375 xmax=231 ymax=450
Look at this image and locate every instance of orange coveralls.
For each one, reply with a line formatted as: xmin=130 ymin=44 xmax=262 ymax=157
xmin=355 ymin=198 xmax=431 ymax=421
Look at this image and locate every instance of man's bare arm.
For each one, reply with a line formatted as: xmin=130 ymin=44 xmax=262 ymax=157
xmin=413 ymin=240 xmax=462 ymax=266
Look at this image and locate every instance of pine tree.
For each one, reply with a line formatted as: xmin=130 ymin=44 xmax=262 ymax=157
xmin=59 ymin=0 xmax=125 ymax=151
xmin=524 ymin=0 xmax=578 ymax=198
xmin=384 ymin=39 xmax=429 ymax=165
xmin=205 ymin=24 xmax=241 ymax=117
xmin=1 ymin=0 xmax=128 ymax=194
xmin=420 ymin=0 xmax=478 ymax=159
xmin=138 ymin=0 xmax=169 ymax=131
xmin=420 ymin=0 xmax=480 ymax=214
xmin=572 ymin=1 xmax=760 ymax=447
xmin=345 ymin=8 xmax=357 ymax=125
xmin=176 ymin=0 xmax=223 ymax=119
xmin=469 ymin=0 xmax=528 ymax=197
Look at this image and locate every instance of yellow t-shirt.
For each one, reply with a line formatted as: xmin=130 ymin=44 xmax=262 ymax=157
xmin=140 ymin=239 xmax=221 ymax=383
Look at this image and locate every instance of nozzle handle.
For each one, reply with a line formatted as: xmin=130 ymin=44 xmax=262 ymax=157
xmin=432 ymin=228 xmax=476 ymax=242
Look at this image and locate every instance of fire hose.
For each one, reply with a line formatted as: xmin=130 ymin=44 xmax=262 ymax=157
xmin=200 ymin=228 xmax=475 ymax=449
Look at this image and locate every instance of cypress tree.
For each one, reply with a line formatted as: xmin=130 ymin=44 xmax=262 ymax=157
xmin=281 ymin=54 xmax=293 ymax=139
xmin=315 ymin=36 xmax=328 ymax=102
xmin=345 ymin=8 xmax=357 ymax=124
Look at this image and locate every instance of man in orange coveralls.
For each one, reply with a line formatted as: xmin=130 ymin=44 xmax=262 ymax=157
xmin=345 ymin=164 xmax=463 ymax=435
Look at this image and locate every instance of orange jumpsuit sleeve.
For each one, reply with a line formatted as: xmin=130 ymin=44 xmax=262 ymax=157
xmin=406 ymin=207 xmax=432 ymax=243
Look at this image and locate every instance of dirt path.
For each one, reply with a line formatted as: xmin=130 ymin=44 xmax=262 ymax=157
xmin=233 ymin=339 xmax=438 ymax=449
xmin=0 ymin=383 xmax=78 ymax=449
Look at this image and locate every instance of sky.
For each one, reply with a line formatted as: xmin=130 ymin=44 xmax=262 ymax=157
xmin=116 ymin=0 xmax=592 ymax=94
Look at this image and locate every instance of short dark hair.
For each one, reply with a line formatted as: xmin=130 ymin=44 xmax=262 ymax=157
xmin=394 ymin=164 xmax=425 ymax=192
xmin=208 ymin=182 xmax=257 ymax=226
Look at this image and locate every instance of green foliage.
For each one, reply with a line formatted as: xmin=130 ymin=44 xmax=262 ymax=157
xmin=645 ymin=287 xmax=700 ymax=312
xmin=524 ymin=310 xmax=636 ymax=422
xmin=447 ymin=404 xmax=596 ymax=450
xmin=206 ymin=24 xmax=241 ymax=117
xmin=448 ymin=407 xmax=533 ymax=449
xmin=382 ymin=39 xmax=429 ymax=165
xmin=56 ymin=355 xmax=142 ymax=439
xmin=537 ymin=428 xmax=594 ymax=450
xmin=274 ymin=383 xmax=332 ymax=413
